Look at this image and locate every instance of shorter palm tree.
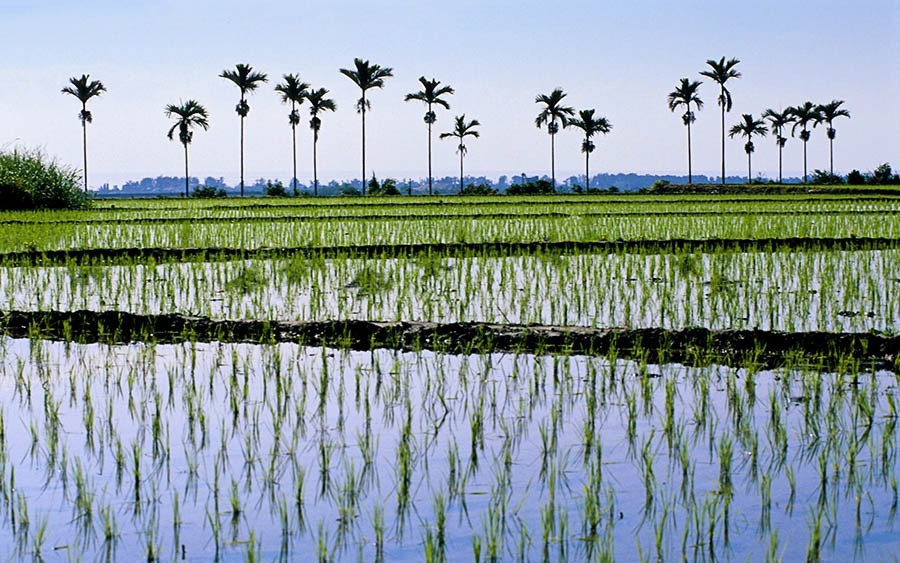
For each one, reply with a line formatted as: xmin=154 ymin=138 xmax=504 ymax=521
xmin=165 ymin=100 xmax=210 ymax=197
xmin=306 ymin=88 xmax=337 ymax=196
xmin=535 ymin=89 xmax=575 ymax=189
xmin=405 ymin=77 xmax=454 ymax=195
xmin=62 ymin=74 xmax=106 ymax=193
xmin=339 ymin=58 xmax=393 ymax=195
xmin=788 ymin=102 xmax=823 ymax=183
xmin=762 ymin=108 xmax=794 ymax=183
xmin=567 ymin=110 xmax=612 ymax=190
xmin=728 ymin=114 xmax=767 ymax=184
xmin=667 ymin=78 xmax=703 ymax=184
xmin=275 ymin=74 xmax=310 ymax=195
xmin=816 ymin=100 xmax=850 ymax=178
xmin=440 ymin=115 xmax=480 ymax=192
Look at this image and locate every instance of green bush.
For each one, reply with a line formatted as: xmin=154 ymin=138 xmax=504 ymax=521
xmin=0 ymin=148 xmax=89 ymax=210
xmin=265 ymin=181 xmax=290 ymax=197
xmin=506 ymin=179 xmax=555 ymax=195
xmin=191 ymin=185 xmax=227 ymax=198
xmin=458 ymin=183 xmax=497 ymax=195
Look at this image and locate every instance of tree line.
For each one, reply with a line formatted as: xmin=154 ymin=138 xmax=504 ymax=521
xmin=62 ymin=57 xmax=856 ymax=197
xmin=667 ymin=57 xmax=850 ymax=185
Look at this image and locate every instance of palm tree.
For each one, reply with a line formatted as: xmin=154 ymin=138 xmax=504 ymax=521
xmin=762 ymin=108 xmax=794 ymax=183
xmin=535 ymin=88 xmax=575 ymax=189
xmin=164 ymin=100 xmax=210 ymax=198
xmin=405 ymin=77 xmax=454 ymax=195
xmin=275 ymin=74 xmax=310 ymax=195
xmin=728 ymin=114 xmax=767 ymax=184
xmin=339 ymin=58 xmax=393 ymax=195
xmin=816 ymin=100 xmax=850 ymax=178
xmin=667 ymin=78 xmax=703 ymax=184
xmin=440 ymin=115 xmax=480 ymax=191
xmin=788 ymin=102 xmax=823 ymax=183
xmin=61 ymin=74 xmax=106 ymax=193
xmin=306 ymin=88 xmax=337 ymax=197
xmin=567 ymin=109 xmax=612 ymax=190
xmin=699 ymin=57 xmax=741 ymax=184
xmin=220 ymin=64 xmax=268 ymax=197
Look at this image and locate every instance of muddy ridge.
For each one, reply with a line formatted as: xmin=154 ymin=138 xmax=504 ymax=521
xmin=1 ymin=309 xmax=897 ymax=368
xmin=2 ymin=208 xmax=898 ymax=227
xmin=2 ymin=237 xmax=899 ymax=266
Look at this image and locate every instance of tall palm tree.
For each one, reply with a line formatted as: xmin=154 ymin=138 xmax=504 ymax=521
xmin=440 ymin=115 xmax=480 ymax=191
xmin=567 ymin=109 xmax=612 ymax=190
xmin=761 ymin=108 xmax=794 ymax=183
xmin=404 ymin=77 xmax=454 ymax=195
xmin=535 ymin=88 xmax=575 ymax=189
xmin=699 ymin=57 xmax=741 ymax=184
xmin=306 ymin=88 xmax=337 ymax=197
xmin=667 ymin=78 xmax=703 ymax=184
xmin=220 ymin=64 xmax=268 ymax=197
xmin=61 ymin=74 xmax=106 ymax=193
xmin=728 ymin=114 xmax=767 ymax=184
xmin=788 ymin=102 xmax=823 ymax=183
xmin=275 ymin=74 xmax=310 ymax=195
xmin=164 ymin=100 xmax=210 ymax=198
xmin=816 ymin=100 xmax=850 ymax=178
xmin=339 ymin=58 xmax=393 ymax=195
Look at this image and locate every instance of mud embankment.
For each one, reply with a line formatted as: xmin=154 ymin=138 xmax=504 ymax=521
xmin=2 ymin=309 xmax=897 ymax=368
xmin=2 ymin=237 xmax=899 ymax=266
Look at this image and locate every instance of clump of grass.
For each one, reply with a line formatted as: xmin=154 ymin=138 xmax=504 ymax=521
xmin=0 ymin=148 xmax=89 ymax=210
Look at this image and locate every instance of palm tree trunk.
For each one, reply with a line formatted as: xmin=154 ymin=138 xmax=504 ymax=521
xmin=313 ymin=131 xmax=319 ymax=197
xmin=803 ymin=137 xmax=808 ymax=183
xmin=747 ymin=151 xmax=751 ymax=185
xmin=82 ymin=102 xmax=88 ymax=193
xmin=550 ymin=131 xmax=556 ymax=189
xmin=361 ymin=94 xmax=366 ymax=196
xmin=240 ymin=111 xmax=245 ymax=197
xmin=687 ymin=119 xmax=693 ymax=185
xmin=459 ymin=147 xmax=464 ymax=191
xmin=427 ymin=121 xmax=433 ymax=196
xmin=778 ymin=137 xmax=783 ymax=184
xmin=720 ymin=92 xmax=725 ymax=185
xmin=292 ymin=117 xmax=298 ymax=196
xmin=585 ymin=144 xmax=590 ymax=190
xmin=829 ymin=136 xmax=834 ymax=178
xmin=183 ymin=143 xmax=190 ymax=198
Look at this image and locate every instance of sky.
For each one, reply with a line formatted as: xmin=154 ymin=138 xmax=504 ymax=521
xmin=1 ymin=0 xmax=898 ymax=188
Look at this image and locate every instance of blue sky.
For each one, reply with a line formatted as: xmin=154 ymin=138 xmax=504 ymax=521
xmin=1 ymin=0 xmax=898 ymax=186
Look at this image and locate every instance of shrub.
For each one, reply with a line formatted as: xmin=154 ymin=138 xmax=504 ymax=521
xmin=0 ymin=148 xmax=89 ymax=210
xmin=651 ymin=179 xmax=671 ymax=190
xmin=506 ymin=179 xmax=555 ymax=195
xmin=810 ymin=170 xmax=844 ymax=185
xmin=459 ymin=183 xmax=497 ymax=195
xmin=265 ymin=181 xmax=289 ymax=197
xmin=191 ymin=185 xmax=227 ymax=198
xmin=871 ymin=163 xmax=900 ymax=185
xmin=339 ymin=185 xmax=361 ymax=197
xmin=368 ymin=177 xmax=401 ymax=196
xmin=846 ymin=170 xmax=866 ymax=185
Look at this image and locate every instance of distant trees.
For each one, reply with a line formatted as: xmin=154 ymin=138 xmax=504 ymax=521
xmin=220 ymin=64 xmax=268 ymax=196
xmin=274 ymin=74 xmax=310 ymax=195
xmin=788 ymin=102 xmax=823 ymax=183
xmin=567 ymin=109 xmax=612 ymax=191
xmin=164 ymin=100 xmax=210 ymax=197
xmin=340 ymin=58 xmax=393 ymax=195
xmin=306 ymin=88 xmax=337 ymax=196
xmin=761 ymin=108 xmax=794 ymax=183
xmin=667 ymin=78 xmax=703 ymax=184
xmin=817 ymin=100 xmax=850 ymax=178
xmin=700 ymin=57 xmax=741 ymax=184
xmin=728 ymin=114 xmax=767 ymax=183
xmin=535 ymin=89 xmax=575 ymax=190
xmin=405 ymin=77 xmax=454 ymax=195
xmin=440 ymin=115 xmax=480 ymax=191
xmin=61 ymin=74 xmax=106 ymax=193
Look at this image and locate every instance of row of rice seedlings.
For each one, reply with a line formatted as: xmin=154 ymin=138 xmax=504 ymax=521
xmin=0 ymin=333 xmax=896 ymax=560
xmin=2 ymin=207 xmax=899 ymax=253
xmin=4 ymin=195 xmax=897 ymax=225
xmin=3 ymin=248 xmax=897 ymax=333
